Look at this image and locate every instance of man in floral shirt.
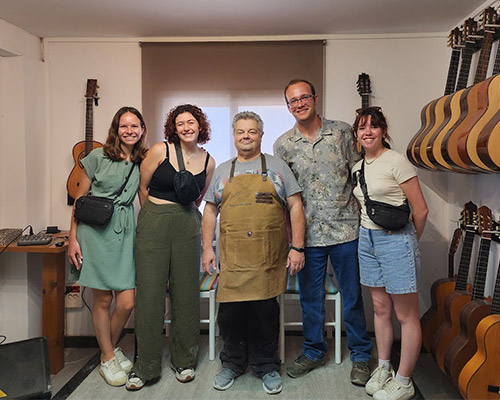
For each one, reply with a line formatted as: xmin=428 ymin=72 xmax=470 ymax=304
xmin=273 ymin=79 xmax=373 ymax=385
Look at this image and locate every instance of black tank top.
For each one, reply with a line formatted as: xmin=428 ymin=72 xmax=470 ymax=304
xmin=148 ymin=142 xmax=210 ymax=203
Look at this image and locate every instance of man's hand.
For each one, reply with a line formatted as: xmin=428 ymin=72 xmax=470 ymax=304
xmin=287 ymin=249 xmax=305 ymax=275
xmin=202 ymin=247 xmax=217 ymax=275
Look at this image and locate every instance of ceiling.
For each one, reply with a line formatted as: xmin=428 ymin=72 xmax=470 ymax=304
xmin=0 ymin=0 xmax=490 ymax=38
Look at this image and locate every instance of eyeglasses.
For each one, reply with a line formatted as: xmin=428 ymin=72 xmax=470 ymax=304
xmin=287 ymin=94 xmax=315 ymax=108
xmin=356 ymin=106 xmax=382 ymax=114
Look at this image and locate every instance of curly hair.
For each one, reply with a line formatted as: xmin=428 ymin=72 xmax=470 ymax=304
xmin=164 ymin=104 xmax=211 ymax=145
xmin=103 ymin=106 xmax=148 ymax=163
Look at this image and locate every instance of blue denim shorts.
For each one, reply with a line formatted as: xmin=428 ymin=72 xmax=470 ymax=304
xmin=358 ymin=223 xmax=421 ymax=294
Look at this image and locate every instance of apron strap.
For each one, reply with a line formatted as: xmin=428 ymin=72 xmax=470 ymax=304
xmin=229 ymin=154 xmax=268 ymax=182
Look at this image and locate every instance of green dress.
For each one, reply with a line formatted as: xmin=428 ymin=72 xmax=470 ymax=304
xmin=77 ymin=148 xmax=139 ymax=291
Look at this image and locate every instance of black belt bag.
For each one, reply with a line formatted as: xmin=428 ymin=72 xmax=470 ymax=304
xmin=358 ymin=159 xmax=410 ymax=231
xmin=74 ymin=163 xmax=136 ymax=226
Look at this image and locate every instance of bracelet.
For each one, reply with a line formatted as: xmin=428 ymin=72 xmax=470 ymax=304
xmin=290 ymin=245 xmax=305 ymax=253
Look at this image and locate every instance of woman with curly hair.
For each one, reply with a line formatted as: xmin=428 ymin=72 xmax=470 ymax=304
xmin=68 ymin=106 xmax=148 ymax=387
xmin=127 ymin=104 xmax=215 ymax=391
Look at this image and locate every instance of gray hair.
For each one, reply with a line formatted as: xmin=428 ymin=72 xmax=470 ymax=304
xmin=232 ymin=111 xmax=264 ymax=133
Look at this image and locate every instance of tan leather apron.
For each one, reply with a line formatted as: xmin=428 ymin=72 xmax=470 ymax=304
xmin=217 ymin=154 xmax=289 ymax=302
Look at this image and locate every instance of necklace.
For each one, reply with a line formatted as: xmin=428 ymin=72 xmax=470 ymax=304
xmin=365 ymin=149 xmax=386 ymax=165
xmin=183 ymin=150 xmax=197 ymax=165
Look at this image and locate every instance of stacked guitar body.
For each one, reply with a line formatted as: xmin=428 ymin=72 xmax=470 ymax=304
xmin=420 ymin=202 xmax=500 ymax=399
xmin=407 ymin=10 xmax=500 ymax=174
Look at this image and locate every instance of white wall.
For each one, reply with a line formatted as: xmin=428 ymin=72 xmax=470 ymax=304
xmin=0 ymin=18 xmax=45 ymax=341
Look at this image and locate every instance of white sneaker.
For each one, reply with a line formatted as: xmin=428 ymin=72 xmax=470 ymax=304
xmin=114 ymin=347 xmax=133 ymax=373
xmin=373 ymin=376 xmax=415 ymax=400
xmin=99 ymin=356 xmax=127 ymax=386
xmin=171 ymin=365 xmax=195 ymax=383
xmin=126 ymin=372 xmax=145 ymax=391
xmin=366 ymin=365 xmax=393 ymax=395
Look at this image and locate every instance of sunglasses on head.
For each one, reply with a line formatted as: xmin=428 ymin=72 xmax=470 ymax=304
xmin=355 ymin=106 xmax=382 ymax=114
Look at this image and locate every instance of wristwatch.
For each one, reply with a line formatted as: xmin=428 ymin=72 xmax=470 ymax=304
xmin=290 ymin=245 xmax=305 ymax=253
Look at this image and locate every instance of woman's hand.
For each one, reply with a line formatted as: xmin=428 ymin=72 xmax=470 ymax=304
xmin=68 ymin=237 xmax=83 ymax=270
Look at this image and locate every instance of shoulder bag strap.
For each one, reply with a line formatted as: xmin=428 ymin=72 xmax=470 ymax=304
xmin=358 ymin=159 xmax=371 ymax=202
xmin=113 ymin=163 xmax=136 ymax=200
xmin=174 ymin=141 xmax=186 ymax=171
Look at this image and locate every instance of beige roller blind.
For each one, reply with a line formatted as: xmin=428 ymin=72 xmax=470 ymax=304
xmin=141 ymin=40 xmax=324 ymax=154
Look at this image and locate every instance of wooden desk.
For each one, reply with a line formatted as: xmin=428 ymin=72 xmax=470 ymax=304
xmin=0 ymin=232 xmax=68 ymax=374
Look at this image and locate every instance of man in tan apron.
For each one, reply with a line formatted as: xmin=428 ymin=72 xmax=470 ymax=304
xmin=202 ymin=111 xmax=305 ymax=395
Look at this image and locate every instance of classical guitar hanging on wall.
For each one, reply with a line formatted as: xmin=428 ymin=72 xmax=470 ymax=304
xmin=407 ymin=7 xmax=500 ymax=174
xmin=66 ymin=79 xmax=103 ymax=205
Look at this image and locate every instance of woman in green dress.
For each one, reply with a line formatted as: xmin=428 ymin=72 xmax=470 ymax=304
xmin=68 ymin=106 xmax=148 ymax=387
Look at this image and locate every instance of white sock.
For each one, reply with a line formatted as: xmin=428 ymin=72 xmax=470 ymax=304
xmin=395 ymin=372 xmax=410 ymax=386
xmin=378 ymin=359 xmax=391 ymax=370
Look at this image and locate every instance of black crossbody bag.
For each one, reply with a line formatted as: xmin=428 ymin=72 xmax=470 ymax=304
xmin=173 ymin=141 xmax=201 ymax=205
xmin=74 ymin=163 xmax=136 ymax=226
xmin=358 ymin=159 xmax=410 ymax=231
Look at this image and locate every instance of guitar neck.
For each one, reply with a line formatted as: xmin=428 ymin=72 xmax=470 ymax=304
xmin=471 ymin=236 xmax=492 ymax=300
xmin=444 ymin=48 xmax=461 ymax=95
xmin=492 ymin=260 xmax=500 ymax=314
xmin=361 ymin=94 xmax=370 ymax=110
xmin=455 ymin=230 xmax=475 ymax=291
xmin=492 ymin=41 xmax=500 ymax=75
xmin=447 ymin=228 xmax=462 ymax=278
xmin=85 ymin=98 xmax=94 ymax=155
xmin=455 ymin=41 xmax=475 ymax=91
xmin=474 ymin=30 xmax=495 ymax=84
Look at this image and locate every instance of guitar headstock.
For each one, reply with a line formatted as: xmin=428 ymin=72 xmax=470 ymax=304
xmin=461 ymin=201 xmax=478 ymax=230
xmin=477 ymin=205 xmax=493 ymax=236
xmin=462 ymin=18 xmax=478 ymax=42
xmin=356 ymin=73 xmax=371 ymax=96
xmin=480 ymin=7 xmax=498 ymax=32
xmin=85 ymin=79 xmax=99 ymax=106
xmin=447 ymin=27 xmax=463 ymax=49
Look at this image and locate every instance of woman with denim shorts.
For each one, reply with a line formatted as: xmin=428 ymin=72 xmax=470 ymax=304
xmin=351 ymin=107 xmax=428 ymax=400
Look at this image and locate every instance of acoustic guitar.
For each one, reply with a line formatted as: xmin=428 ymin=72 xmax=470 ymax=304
xmin=458 ymin=10 xmax=500 ymax=172
xmin=458 ymin=254 xmax=500 ymax=399
xmin=421 ymin=202 xmax=476 ymax=352
xmin=443 ymin=8 xmax=497 ymax=172
xmin=431 ymin=19 xmax=478 ymax=172
xmin=355 ymin=73 xmax=371 ymax=152
xmin=66 ymin=79 xmax=103 ymax=205
xmin=420 ymin=227 xmax=462 ymax=352
xmin=473 ymin=36 xmax=500 ymax=172
xmin=422 ymin=28 xmax=463 ymax=170
xmin=432 ymin=205 xmax=493 ymax=372
xmin=413 ymin=28 xmax=463 ymax=170
xmin=444 ymin=218 xmax=497 ymax=384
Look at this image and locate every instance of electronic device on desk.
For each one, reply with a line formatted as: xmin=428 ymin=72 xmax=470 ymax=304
xmin=17 ymin=233 xmax=52 ymax=246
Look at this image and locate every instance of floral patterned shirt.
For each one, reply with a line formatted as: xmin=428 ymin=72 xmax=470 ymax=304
xmin=273 ymin=117 xmax=361 ymax=246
